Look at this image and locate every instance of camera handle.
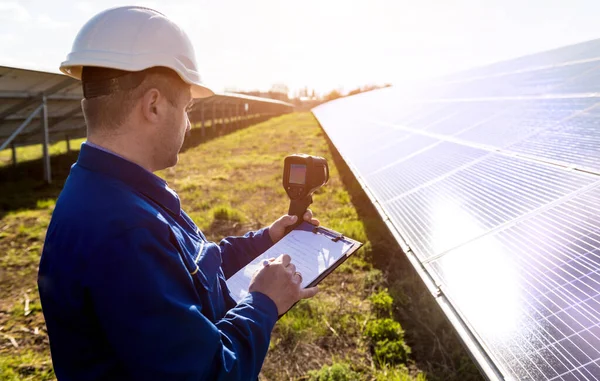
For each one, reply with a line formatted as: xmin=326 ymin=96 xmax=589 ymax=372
xmin=285 ymin=195 xmax=313 ymax=234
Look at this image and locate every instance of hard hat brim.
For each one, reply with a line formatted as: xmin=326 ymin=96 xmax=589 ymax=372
xmin=60 ymin=53 xmax=215 ymax=99
xmin=191 ymin=83 xmax=214 ymax=99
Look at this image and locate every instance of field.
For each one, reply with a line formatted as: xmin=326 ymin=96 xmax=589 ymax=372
xmin=0 ymin=112 xmax=481 ymax=380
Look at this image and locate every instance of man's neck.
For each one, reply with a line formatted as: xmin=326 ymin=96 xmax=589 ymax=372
xmin=87 ymin=135 xmax=157 ymax=172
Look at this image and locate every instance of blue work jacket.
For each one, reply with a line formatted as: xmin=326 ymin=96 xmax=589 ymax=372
xmin=38 ymin=143 xmax=278 ymax=381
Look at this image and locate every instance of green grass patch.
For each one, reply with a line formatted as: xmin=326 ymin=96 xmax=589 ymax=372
xmin=364 ymin=318 xmax=411 ymax=365
xmin=373 ymin=365 xmax=427 ymax=381
xmin=0 ymin=351 xmax=55 ymax=381
xmin=0 ymin=138 xmax=85 ymax=168
xmin=369 ymin=289 xmax=394 ymax=318
xmin=211 ymin=205 xmax=245 ymax=222
xmin=308 ymin=363 xmax=360 ymax=381
xmin=273 ymin=300 xmax=329 ymax=349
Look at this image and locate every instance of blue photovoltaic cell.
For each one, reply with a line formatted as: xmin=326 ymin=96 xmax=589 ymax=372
xmin=381 ymin=155 xmax=596 ymax=260
xmin=427 ymin=184 xmax=600 ymax=380
xmin=365 ymin=142 xmax=488 ymax=202
xmin=336 ymin=122 xmax=400 ymax=152
xmin=346 ymin=127 xmax=412 ymax=158
xmin=439 ymin=41 xmax=600 ymax=87
xmin=385 ymin=102 xmax=438 ymax=125
xmin=555 ymin=64 xmax=600 ymax=95
xmin=320 ymin=119 xmax=390 ymax=154
xmin=424 ymin=101 xmax=513 ymax=136
xmin=400 ymin=103 xmax=458 ymax=129
xmin=507 ymin=62 xmax=600 ymax=95
xmin=509 ymin=107 xmax=600 ymax=172
xmin=434 ymin=61 xmax=599 ymax=99
xmin=456 ymin=98 xmax=598 ymax=148
xmin=351 ymin=134 xmax=438 ymax=176
xmin=553 ymin=39 xmax=600 ymax=63
xmin=312 ymin=38 xmax=600 ymax=381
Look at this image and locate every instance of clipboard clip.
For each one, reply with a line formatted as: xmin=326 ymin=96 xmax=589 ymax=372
xmin=332 ymin=234 xmax=345 ymax=242
xmin=312 ymin=226 xmax=345 ymax=242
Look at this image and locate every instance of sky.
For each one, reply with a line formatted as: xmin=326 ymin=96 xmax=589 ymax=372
xmin=2 ymin=0 xmax=600 ymax=95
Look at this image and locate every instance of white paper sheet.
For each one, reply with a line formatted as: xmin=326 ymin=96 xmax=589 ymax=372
xmin=226 ymin=228 xmax=354 ymax=303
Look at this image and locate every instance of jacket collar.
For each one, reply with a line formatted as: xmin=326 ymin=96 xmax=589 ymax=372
xmin=76 ymin=142 xmax=181 ymax=215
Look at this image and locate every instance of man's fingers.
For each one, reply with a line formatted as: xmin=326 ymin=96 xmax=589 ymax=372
xmin=280 ymin=214 xmax=298 ymax=227
xmin=293 ymin=271 xmax=303 ymax=285
xmin=299 ymin=286 xmax=318 ymax=299
xmin=303 ymin=210 xmax=313 ymax=221
xmin=303 ymin=210 xmax=320 ymax=226
xmin=286 ymin=263 xmax=296 ymax=275
xmin=277 ymin=253 xmax=292 ymax=267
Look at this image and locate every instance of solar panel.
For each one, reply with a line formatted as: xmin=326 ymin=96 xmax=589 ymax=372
xmin=509 ymin=107 xmax=600 ymax=172
xmin=0 ymin=65 xmax=294 ymax=150
xmin=428 ymin=185 xmax=600 ymax=380
xmin=424 ymin=102 xmax=508 ymax=135
xmin=313 ymin=38 xmax=600 ymax=380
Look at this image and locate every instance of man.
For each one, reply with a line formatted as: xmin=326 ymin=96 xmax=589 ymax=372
xmin=38 ymin=6 xmax=318 ymax=381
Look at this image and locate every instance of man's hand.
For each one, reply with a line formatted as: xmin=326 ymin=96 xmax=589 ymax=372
xmin=249 ymin=254 xmax=319 ymax=315
xmin=268 ymin=210 xmax=319 ymax=243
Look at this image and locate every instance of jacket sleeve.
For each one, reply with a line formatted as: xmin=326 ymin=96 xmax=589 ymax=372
xmin=219 ymin=227 xmax=274 ymax=279
xmin=86 ymin=227 xmax=278 ymax=381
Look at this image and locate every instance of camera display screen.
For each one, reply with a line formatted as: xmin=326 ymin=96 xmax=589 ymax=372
xmin=289 ymin=164 xmax=307 ymax=184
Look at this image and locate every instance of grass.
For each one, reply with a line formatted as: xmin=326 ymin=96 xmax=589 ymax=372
xmin=0 ymin=138 xmax=86 ymax=168
xmin=0 ymin=112 xmax=479 ymax=380
xmin=0 ymin=114 xmax=263 ymax=169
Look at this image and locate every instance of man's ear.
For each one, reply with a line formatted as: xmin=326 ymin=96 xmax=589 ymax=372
xmin=141 ymin=88 xmax=161 ymax=123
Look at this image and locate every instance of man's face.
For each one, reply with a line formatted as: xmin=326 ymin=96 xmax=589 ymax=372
xmin=156 ymin=86 xmax=192 ymax=169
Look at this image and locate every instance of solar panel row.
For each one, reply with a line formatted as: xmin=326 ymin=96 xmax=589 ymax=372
xmin=0 ymin=66 xmax=295 ymax=151
xmin=313 ymin=38 xmax=600 ymax=380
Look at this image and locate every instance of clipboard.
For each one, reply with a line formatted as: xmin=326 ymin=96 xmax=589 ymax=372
xmin=294 ymin=222 xmax=363 ymax=288
xmin=226 ymin=221 xmax=363 ymax=304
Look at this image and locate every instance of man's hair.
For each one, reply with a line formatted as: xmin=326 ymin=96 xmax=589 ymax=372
xmin=81 ymin=67 xmax=189 ymax=132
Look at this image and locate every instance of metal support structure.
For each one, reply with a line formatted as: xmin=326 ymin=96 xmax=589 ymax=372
xmin=212 ymin=102 xmax=216 ymax=133
xmin=47 ymin=105 xmax=82 ymax=130
xmin=0 ymin=78 xmax=75 ymax=123
xmin=228 ymin=104 xmax=232 ymax=131
xmin=200 ymin=102 xmax=205 ymax=137
xmin=0 ymin=103 xmax=44 ymax=151
xmin=41 ymin=96 xmax=51 ymax=184
xmin=11 ymin=143 xmax=16 ymax=167
xmin=66 ymin=135 xmax=71 ymax=153
xmin=0 ymin=92 xmax=81 ymax=100
xmin=228 ymin=103 xmax=232 ymax=130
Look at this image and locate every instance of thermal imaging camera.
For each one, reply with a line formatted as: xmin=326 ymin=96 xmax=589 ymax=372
xmin=283 ymin=154 xmax=329 ymax=230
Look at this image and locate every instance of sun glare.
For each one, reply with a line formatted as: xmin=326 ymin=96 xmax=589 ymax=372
xmin=430 ymin=201 xmax=522 ymax=339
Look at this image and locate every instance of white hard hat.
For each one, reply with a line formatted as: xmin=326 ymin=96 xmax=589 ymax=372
xmin=60 ymin=6 xmax=213 ymax=98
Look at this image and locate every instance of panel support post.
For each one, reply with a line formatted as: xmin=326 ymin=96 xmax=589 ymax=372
xmin=212 ymin=102 xmax=216 ymax=134
xmin=11 ymin=143 xmax=16 ymax=167
xmin=200 ymin=102 xmax=205 ymax=137
xmin=41 ymin=96 xmax=51 ymax=184
xmin=228 ymin=104 xmax=232 ymax=131
xmin=65 ymin=134 xmax=71 ymax=153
